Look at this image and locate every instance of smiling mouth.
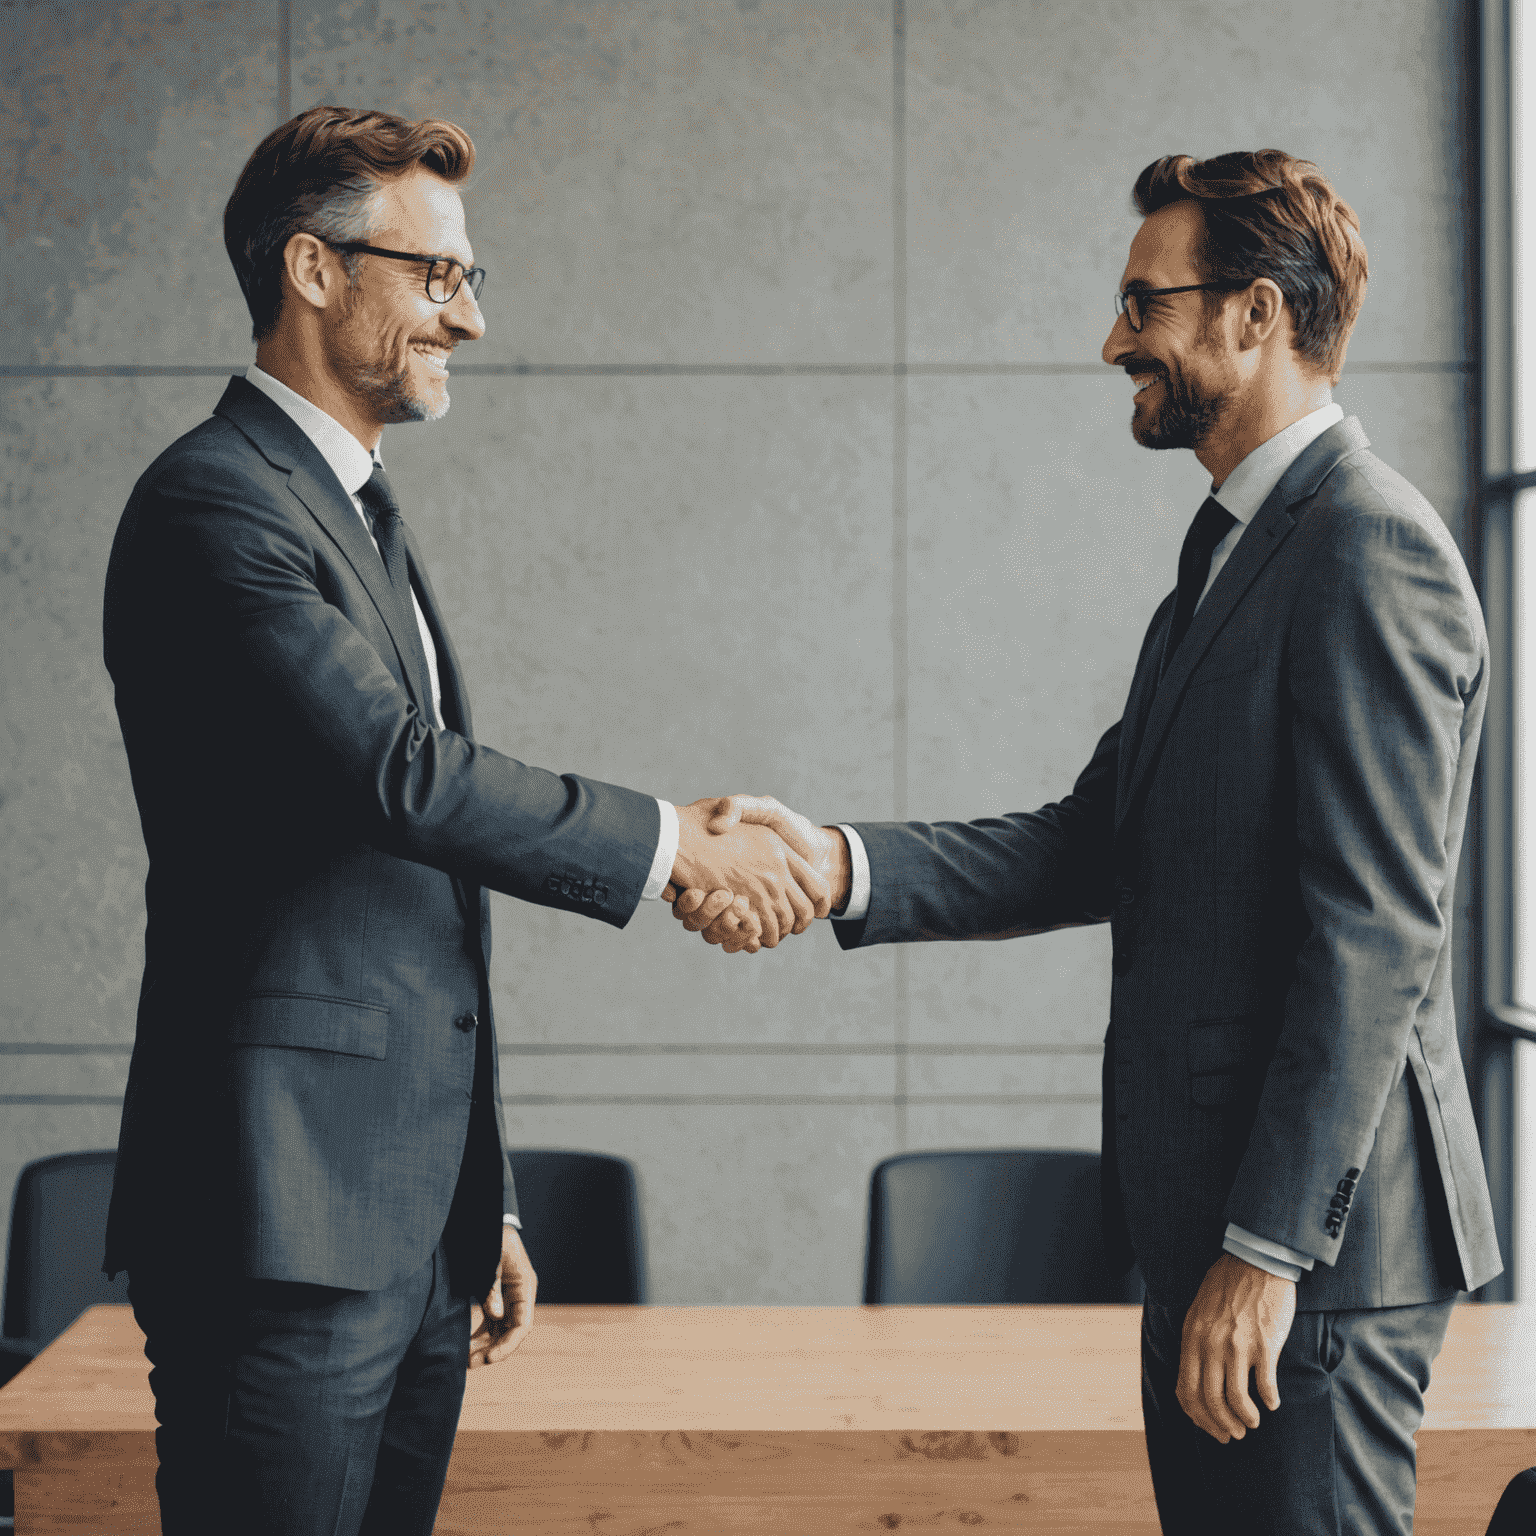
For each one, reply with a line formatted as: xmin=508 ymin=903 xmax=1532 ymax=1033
xmin=411 ymin=343 xmax=452 ymax=376
xmin=1130 ymin=373 xmax=1163 ymax=395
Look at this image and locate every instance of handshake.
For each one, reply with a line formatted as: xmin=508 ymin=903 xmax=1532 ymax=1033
xmin=663 ymin=795 xmax=852 ymax=954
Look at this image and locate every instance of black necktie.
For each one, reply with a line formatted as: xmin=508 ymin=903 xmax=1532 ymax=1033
xmin=356 ymin=464 xmax=436 ymax=717
xmin=1161 ymin=496 xmax=1237 ymax=678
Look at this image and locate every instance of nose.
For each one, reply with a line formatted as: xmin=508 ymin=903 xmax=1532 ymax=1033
xmin=445 ymin=279 xmax=485 ymax=342
xmin=1102 ymin=308 xmax=1133 ymax=366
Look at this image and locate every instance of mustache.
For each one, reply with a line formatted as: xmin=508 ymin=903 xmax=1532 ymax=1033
xmin=1116 ymin=355 xmax=1167 ymax=376
xmin=407 ymin=333 xmax=458 ymax=350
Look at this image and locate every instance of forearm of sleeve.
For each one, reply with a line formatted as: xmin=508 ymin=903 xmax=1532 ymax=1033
xmin=1224 ymin=505 xmax=1482 ymax=1263
xmin=834 ymin=718 xmax=1120 ymax=948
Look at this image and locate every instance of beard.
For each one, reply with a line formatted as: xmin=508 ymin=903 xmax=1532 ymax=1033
xmin=1130 ymin=362 xmax=1228 ymax=451
xmin=332 ymin=289 xmax=449 ymax=425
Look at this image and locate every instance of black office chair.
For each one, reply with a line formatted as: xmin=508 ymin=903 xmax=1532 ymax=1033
xmin=1486 ymin=1467 xmax=1536 ymax=1534
xmin=0 ymin=1150 xmax=129 ymax=1529
xmin=863 ymin=1149 xmax=1144 ymax=1304
xmin=0 ymin=1148 xmax=646 ymax=1337
xmin=1 ymin=1150 xmax=128 ymax=1386
xmin=507 ymin=1150 xmax=647 ymax=1303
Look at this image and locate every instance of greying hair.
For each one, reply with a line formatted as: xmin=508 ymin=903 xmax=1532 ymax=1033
xmin=224 ymin=106 xmax=474 ymax=341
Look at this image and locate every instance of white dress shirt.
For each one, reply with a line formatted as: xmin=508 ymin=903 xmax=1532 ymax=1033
xmin=835 ymin=403 xmax=1345 ymax=1281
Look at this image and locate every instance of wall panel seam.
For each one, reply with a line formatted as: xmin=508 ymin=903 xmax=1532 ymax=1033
xmin=0 ymin=362 xmax=1475 ymax=380
xmin=0 ymin=1042 xmax=1103 ymax=1056
xmin=891 ymin=0 xmax=911 ymax=1153
xmin=0 ymin=1093 xmax=1100 ymax=1108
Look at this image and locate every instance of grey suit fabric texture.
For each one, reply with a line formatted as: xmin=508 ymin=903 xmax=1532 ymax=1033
xmin=101 ymin=377 xmax=661 ymax=1297
xmin=836 ymin=417 xmax=1501 ymax=1313
xmin=1140 ymin=1293 xmax=1455 ymax=1535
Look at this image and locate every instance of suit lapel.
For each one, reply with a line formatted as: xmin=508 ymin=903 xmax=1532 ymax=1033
xmin=404 ymin=526 xmax=474 ymax=737
xmin=1117 ymin=591 xmax=1175 ymax=814
xmin=214 ymin=377 xmax=432 ymax=720
xmin=1116 ymin=415 xmax=1371 ymax=835
xmin=401 ymin=523 xmax=483 ymax=926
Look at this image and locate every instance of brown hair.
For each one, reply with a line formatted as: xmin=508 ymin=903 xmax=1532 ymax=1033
xmin=1132 ymin=150 xmax=1367 ymax=383
xmin=224 ymin=105 xmax=475 ymax=342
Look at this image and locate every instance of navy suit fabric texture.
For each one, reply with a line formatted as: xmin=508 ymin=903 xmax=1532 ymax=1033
xmin=101 ymin=375 xmax=661 ymax=1298
xmin=833 ymin=417 xmax=1501 ymax=1314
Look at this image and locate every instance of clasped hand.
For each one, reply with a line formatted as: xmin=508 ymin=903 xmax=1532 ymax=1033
xmin=665 ymin=796 xmax=846 ymax=953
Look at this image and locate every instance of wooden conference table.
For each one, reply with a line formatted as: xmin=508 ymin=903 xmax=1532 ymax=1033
xmin=1 ymin=1303 xmax=1533 ymax=1534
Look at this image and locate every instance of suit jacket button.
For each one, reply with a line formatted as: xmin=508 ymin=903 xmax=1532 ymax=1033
xmin=455 ymin=1012 xmax=478 ymax=1032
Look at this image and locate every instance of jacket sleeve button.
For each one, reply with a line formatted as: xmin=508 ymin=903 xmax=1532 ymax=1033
xmin=455 ymin=1012 xmax=478 ymax=1032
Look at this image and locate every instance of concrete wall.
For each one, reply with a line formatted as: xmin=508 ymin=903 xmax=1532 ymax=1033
xmin=1 ymin=1 xmax=1477 ymax=1304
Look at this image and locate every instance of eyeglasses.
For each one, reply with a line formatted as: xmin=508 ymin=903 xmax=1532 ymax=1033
xmin=324 ymin=240 xmax=487 ymax=304
xmin=1114 ymin=280 xmax=1252 ymax=333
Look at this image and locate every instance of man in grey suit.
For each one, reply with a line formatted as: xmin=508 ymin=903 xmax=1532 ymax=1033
xmin=103 ymin=105 xmax=827 ymax=1536
xmin=673 ymin=150 xmax=1503 ymax=1532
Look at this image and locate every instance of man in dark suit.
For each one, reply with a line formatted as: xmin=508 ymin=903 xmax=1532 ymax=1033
xmin=103 ymin=105 xmax=827 ymax=1536
xmin=674 ymin=151 xmax=1503 ymax=1532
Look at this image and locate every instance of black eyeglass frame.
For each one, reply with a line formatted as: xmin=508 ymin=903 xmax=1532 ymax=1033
xmin=1114 ymin=280 xmax=1254 ymax=333
xmin=324 ymin=240 xmax=486 ymax=304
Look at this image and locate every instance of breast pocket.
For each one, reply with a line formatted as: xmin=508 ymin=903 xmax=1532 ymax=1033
xmin=228 ymin=992 xmax=389 ymax=1059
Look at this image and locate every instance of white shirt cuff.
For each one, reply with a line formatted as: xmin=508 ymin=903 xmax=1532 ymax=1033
xmin=640 ymin=799 xmax=680 ymax=900
xmin=502 ymin=1213 xmax=521 ymax=1228
xmin=1224 ymin=1221 xmax=1314 ymax=1281
xmin=834 ymin=824 xmax=872 ymax=921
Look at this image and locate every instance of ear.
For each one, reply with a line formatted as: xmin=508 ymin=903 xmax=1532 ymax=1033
xmin=1239 ymin=278 xmax=1288 ymax=351
xmin=280 ymin=231 xmax=348 ymax=315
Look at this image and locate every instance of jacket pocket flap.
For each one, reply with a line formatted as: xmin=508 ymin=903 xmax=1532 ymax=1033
xmin=229 ymin=993 xmax=389 ymax=1059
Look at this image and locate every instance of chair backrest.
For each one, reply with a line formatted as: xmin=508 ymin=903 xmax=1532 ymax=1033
xmin=1485 ymin=1466 xmax=1536 ymax=1535
xmin=3 ymin=1151 xmax=129 ymax=1347
xmin=864 ymin=1149 xmax=1144 ymax=1304
xmin=507 ymin=1150 xmax=647 ymax=1304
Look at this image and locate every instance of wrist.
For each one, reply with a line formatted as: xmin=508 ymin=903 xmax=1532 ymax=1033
xmin=824 ymin=826 xmax=851 ymax=914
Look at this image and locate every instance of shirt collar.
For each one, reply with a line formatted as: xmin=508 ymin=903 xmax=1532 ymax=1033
xmin=244 ymin=364 xmax=382 ymax=495
xmin=1209 ymin=401 xmax=1344 ymax=526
